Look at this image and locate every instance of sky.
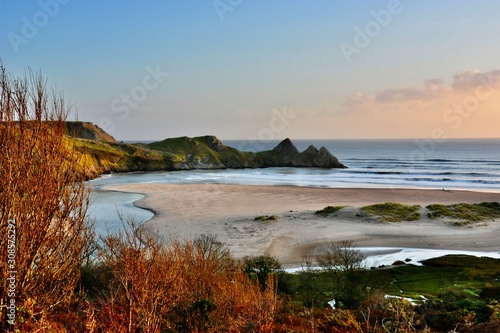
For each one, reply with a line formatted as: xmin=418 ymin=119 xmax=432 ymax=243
xmin=1 ymin=0 xmax=500 ymax=141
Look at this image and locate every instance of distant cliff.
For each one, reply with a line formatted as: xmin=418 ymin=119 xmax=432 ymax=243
xmin=66 ymin=121 xmax=117 ymax=143
xmin=254 ymin=138 xmax=345 ymax=169
xmin=68 ymin=123 xmax=346 ymax=178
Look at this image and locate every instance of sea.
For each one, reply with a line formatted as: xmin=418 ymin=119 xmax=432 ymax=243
xmin=89 ymin=138 xmax=500 ymax=235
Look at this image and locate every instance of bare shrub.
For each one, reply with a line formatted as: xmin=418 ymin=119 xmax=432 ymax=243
xmin=316 ymin=240 xmax=371 ymax=309
xmin=90 ymin=221 xmax=279 ymax=332
xmin=93 ymin=218 xmax=185 ymax=332
xmin=0 ymin=64 xmax=94 ymax=330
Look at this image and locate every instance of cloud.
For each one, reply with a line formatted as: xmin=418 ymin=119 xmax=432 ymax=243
xmin=337 ymin=69 xmax=500 ymax=138
xmin=343 ymin=78 xmax=448 ymax=108
xmin=343 ymin=91 xmax=374 ymax=106
xmin=344 ymin=69 xmax=500 ymax=109
xmin=424 ymin=78 xmax=445 ymax=88
xmin=374 ymin=87 xmax=443 ymax=103
xmin=451 ymin=69 xmax=500 ymax=91
xmin=373 ymin=77 xmax=447 ymax=104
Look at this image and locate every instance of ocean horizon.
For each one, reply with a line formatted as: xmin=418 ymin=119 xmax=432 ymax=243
xmin=111 ymin=138 xmax=500 ymax=191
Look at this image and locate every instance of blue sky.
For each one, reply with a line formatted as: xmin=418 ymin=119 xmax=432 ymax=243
xmin=1 ymin=1 xmax=500 ymax=140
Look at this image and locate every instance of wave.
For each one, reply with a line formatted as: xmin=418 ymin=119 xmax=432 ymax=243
xmin=347 ymin=170 xmax=404 ymax=175
xmin=341 ymin=157 xmax=500 ymax=163
xmin=89 ymin=137 xmax=500 ymax=192
xmin=402 ymin=177 xmax=500 ymax=185
xmin=345 ymin=169 xmax=499 ymax=178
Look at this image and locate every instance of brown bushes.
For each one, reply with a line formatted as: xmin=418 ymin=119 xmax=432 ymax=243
xmin=0 ymin=64 xmax=94 ymax=331
xmin=85 ymin=221 xmax=279 ymax=332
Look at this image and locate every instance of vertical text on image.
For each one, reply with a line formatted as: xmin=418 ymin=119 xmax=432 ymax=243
xmin=6 ymin=218 xmax=17 ymax=326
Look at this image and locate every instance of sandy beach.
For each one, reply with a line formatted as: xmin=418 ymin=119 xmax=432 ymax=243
xmin=106 ymin=184 xmax=500 ymax=266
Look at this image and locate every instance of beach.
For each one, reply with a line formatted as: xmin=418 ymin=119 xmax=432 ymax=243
xmin=106 ymin=184 xmax=500 ymax=267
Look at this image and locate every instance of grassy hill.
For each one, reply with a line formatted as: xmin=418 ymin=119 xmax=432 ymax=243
xmin=67 ymin=122 xmax=346 ymax=178
xmin=65 ymin=121 xmax=117 ymax=143
xmin=148 ymin=136 xmax=256 ymax=169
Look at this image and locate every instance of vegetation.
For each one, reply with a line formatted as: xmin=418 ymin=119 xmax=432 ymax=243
xmin=254 ymin=215 xmax=280 ymax=221
xmin=85 ymin=222 xmax=279 ymax=332
xmin=427 ymin=202 xmax=500 ymax=222
xmin=148 ymin=135 xmax=257 ymax=168
xmin=277 ymin=251 xmax=500 ymax=332
xmin=0 ymin=65 xmax=94 ymax=330
xmin=73 ymin=137 xmax=169 ymax=178
xmin=243 ymin=255 xmax=282 ymax=290
xmin=361 ymin=202 xmax=421 ymax=222
xmin=73 ymin=132 xmax=344 ymax=176
xmin=4 ymin=64 xmax=500 ymax=331
xmin=314 ymin=240 xmax=371 ymax=309
xmin=315 ymin=205 xmax=345 ymax=217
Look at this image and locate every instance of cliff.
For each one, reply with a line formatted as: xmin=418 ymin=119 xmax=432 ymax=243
xmin=65 ymin=121 xmax=117 ymax=143
xmin=68 ymin=124 xmax=346 ymax=177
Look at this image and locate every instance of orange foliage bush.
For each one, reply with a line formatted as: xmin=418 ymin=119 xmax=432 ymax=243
xmin=0 ymin=65 xmax=94 ymax=332
xmin=86 ymin=220 xmax=279 ymax=332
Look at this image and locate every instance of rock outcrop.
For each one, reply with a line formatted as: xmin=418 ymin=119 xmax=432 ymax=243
xmin=69 ymin=124 xmax=347 ymax=176
xmin=292 ymin=145 xmax=345 ymax=168
xmin=256 ymin=138 xmax=300 ymax=166
xmin=65 ymin=121 xmax=117 ymax=143
xmin=255 ymin=139 xmax=346 ymax=168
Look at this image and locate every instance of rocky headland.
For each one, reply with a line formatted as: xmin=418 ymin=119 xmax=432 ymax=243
xmin=67 ymin=122 xmax=346 ymax=178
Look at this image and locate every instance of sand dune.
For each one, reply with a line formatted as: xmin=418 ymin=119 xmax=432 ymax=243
xmin=106 ymin=184 xmax=500 ymax=267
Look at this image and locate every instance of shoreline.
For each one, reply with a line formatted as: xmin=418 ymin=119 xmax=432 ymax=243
xmin=104 ymin=183 xmax=500 ymax=266
xmin=93 ymin=170 xmax=500 ymax=194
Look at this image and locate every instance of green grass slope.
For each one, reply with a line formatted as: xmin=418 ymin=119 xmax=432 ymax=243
xmin=67 ymin=122 xmax=347 ymax=177
xmin=147 ymin=135 xmax=256 ymax=169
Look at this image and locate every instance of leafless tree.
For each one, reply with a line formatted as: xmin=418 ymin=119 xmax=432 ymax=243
xmin=316 ymin=240 xmax=370 ymax=309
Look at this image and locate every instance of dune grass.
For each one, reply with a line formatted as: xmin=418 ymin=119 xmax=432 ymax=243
xmin=427 ymin=202 xmax=500 ymax=222
xmin=315 ymin=205 xmax=345 ymax=217
xmin=254 ymin=215 xmax=279 ymax=221
xmin=360 ymin=202 xmax=421 ymax=222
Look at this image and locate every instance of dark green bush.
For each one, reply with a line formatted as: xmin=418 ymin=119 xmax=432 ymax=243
xmin=315 ymin=206 xmax=345 ymax=217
